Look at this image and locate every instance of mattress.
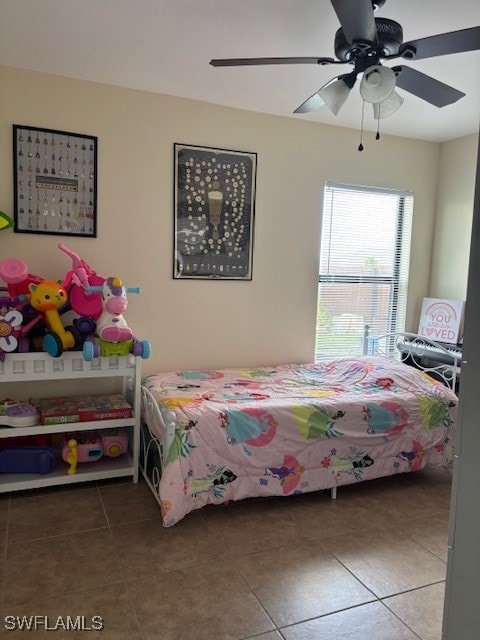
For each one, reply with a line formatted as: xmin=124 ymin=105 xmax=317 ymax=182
xmin=142 ymin=356 xmax=457 ymax=526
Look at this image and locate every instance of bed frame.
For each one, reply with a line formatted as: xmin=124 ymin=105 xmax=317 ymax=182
xmin=140 ymin=387 xmax=176 ymax=506
xmin=139 ymin=328 xmax=460 ymax=510
xmin=362 ymin=324 xmax=460 ymax=391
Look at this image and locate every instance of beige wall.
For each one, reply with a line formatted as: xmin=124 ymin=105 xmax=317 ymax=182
xmin=430 ymin=134 xmax=479 ymax=301
xmin=0 ymin=66 xmax=441 ymax=375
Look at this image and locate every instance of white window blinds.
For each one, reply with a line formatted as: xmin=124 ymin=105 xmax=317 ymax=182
xmin=316 ymin=182 xmax=414 ymax=359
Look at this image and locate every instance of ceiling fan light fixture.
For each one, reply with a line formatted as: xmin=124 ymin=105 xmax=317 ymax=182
xmin=319 ymin=77 xmax=351 ymax=115
xmin=373 ymin=90 xmax=404 ymax=119
xmin=360 ymin=64 xmax=396 ymax=103
xmin=294 ymin=92 xmax=325 ymax=114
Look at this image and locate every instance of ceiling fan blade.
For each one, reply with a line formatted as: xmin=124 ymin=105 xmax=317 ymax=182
xmin=210 ymin=56 xmax=336 ymax=67
xmin=393 ymin=65 xmax=465 ymax=107
xmin=399 ymin=26 xmax=480 ymax=60
xmin=330 ymin=0 xmax=376 ymax=44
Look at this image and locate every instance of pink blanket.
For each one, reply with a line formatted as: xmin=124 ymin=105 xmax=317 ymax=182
xmin=143 ymin=357 xmax=457 ymax=526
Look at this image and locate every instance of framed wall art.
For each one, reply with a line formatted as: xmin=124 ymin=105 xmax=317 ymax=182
xmin=13 ymin=124 xmax=97 ymax=237
xmin=173 ymin=143 xmax=257 ymax=279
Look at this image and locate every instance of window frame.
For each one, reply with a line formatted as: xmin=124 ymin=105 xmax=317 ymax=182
xmin=316 ymin=181 xmax=413 ymax=359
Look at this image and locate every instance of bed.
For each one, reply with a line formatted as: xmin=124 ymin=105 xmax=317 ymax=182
xmin=140 ymin=330 xmax=459 ymax=527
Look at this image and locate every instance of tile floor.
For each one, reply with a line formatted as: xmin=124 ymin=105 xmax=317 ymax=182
xmin=0 ymin=466 xmax=452 ymax=639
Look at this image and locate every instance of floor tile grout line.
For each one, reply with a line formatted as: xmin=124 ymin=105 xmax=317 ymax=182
xmin=5 ymin=483 xmax=148 ymax=640
xmin=197 ymin=502 xmax=346 ymax=561
xmin=3 ymin=524 xmax=112 ymax=546
xmin=315 ymin=543 xmax=447 ymax=639
xmin=95 ymin=480 xmax=112 ymax=527
xmin=274 ymin=598 xmax=426 ymax=639
xmin=96 ymin=480 xmax=163 ymax=528
xmin=230 ymin=567 xmax=281 ymax=635
xmin=199 ymin=496 xmax=444 ymax=637
xmin=92 ymin=483 xmax=149 ymax=640
xmin=238 ymin=629 xmax=287 ymax=640
xmin=402 ymin=536 xmax=449 ymax=563
xmin=5 ymin=487 xmax=139 ymax=612
xmin=268 ymin=578 xmax=446 ymax=639
xmin=198 ymin=512 xmax=386 ymax=637
xmin=122 ymin=553 xmax=277 ymax=640
xmin=329 ymin=547 xmax=446 ymax=602
xmin=114 ymin=574 xmax=148 ymax=640
xmin=275 ymin=598 xmax=384 ymax=633
xmin=1 ymin=579 xmax=129 ymax=612
xmin=307 ymin=546 xmax=380 ymax=601
xmin=0 ymin=471 xmax=452 ymax=639
xmin=376 ymin=598 xmax=424 ymax=640
xmin=5 ymin=481 xmax=111 ymax=545
xmin=198 ymin=509 xmax=280 ymax=635
xmin=330 ymin=547 xmax=445 ymax=640
xmin=97 ymin=485 xmax=277 ymax=639
xmin=380 ymin=578 xmax=447 ymax=601
xmin=379 ymin=578 xmax=447 ymax=639
xmin=5 ymin=480 xmax=161 ymax=547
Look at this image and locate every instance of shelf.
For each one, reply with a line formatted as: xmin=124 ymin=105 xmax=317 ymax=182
xmin=0 ymin=417 xmax=136 ymax=439
xmin=0 ymin=352 xmax=137 ymax=382
xmin=0 ymin=351 xmax=142 ymax=492
xmin=0 ymin=454 xmax=135 ymax=492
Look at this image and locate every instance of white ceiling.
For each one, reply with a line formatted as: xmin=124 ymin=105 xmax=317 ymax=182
xmin=1 ymin=0 xmax=479 ymax=143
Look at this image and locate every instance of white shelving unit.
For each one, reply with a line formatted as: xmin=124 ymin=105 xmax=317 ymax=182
xmin=0 ymin=352 xmax=142 ymax=492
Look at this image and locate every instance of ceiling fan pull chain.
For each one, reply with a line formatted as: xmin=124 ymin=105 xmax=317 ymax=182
xmin=376 ymin=112 xmax=381 ymax=140
xmin=358 ymin=99 xmax=366 ymax=151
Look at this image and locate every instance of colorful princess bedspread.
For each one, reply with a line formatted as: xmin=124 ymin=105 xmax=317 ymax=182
xmin=142 ymin=357 xmax=457 ymax=527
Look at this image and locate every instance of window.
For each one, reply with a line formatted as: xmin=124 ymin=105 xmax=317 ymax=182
xmin=315 ymin=182 xmax=413 ymax=359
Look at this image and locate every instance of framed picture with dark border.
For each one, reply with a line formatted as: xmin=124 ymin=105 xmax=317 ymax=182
xmin=174 ymin=143 xmax=257 ymax=279
xmin=13 ymin=124 xmax=97 ymax=237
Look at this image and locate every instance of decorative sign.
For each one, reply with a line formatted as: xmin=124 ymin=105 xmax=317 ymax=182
xmin=173 ymin=143 xmax=257 ymax=280
xmin=13 ymin=125 xmax=97 ymax=237
xmin=418 ymin=298 xmax=465 ymax=344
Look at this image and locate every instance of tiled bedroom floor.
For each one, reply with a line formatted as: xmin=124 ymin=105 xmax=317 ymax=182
xmin=0 ymin=466 xmax=452 ymax=639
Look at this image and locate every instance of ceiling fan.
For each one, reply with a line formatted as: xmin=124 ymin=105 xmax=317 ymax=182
xmin=210 ymin=0 xmax=480 ymax=123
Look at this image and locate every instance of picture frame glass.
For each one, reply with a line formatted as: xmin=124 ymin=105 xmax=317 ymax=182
xmin=13 ymin=124 xmax=97 ymax=237
xmin=174 ymin=143 xmax=257 ymax=279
